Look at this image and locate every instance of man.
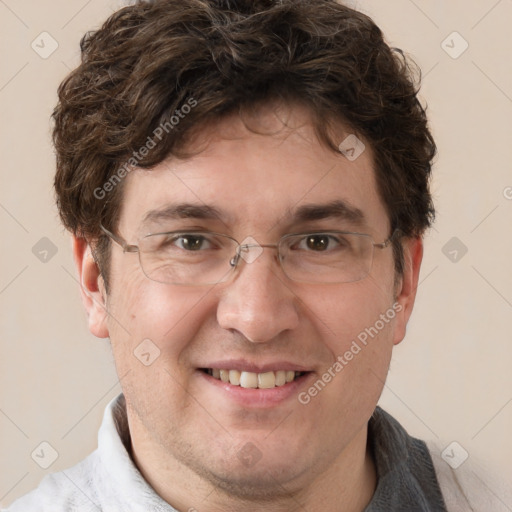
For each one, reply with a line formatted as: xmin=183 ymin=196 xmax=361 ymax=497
xmin=5 ymin=0 xmax=508 ymax=511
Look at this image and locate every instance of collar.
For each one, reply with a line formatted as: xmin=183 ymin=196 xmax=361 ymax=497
xmin=99 ymin=395 xmax=446 ymax=511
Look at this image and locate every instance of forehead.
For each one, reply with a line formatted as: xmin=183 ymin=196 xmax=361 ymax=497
xmin=118 ymin=106 xmax=389 ymax=237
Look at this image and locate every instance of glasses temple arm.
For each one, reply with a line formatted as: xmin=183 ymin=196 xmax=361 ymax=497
xmin=100 ymin=224 xmax=138 ymax=253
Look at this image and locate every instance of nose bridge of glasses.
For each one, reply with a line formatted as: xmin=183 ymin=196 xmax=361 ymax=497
xmin=231 ymin=242 xmax=280 ymax=268
xmin=239 ymin=242 xmax=279 ymax=251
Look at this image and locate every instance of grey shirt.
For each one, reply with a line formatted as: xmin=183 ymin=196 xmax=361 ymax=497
xmin=5 ymin=394 xmax=505 ymax=511
xmin=365 ymin=407 xmax=446 ymax=511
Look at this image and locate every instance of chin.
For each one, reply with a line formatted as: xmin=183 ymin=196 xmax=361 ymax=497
xmin=205 ymin=462 xmax=308 ymax=502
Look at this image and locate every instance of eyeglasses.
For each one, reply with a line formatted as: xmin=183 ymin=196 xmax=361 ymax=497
xmin=100 ymin=225 xmax=396 ymax=286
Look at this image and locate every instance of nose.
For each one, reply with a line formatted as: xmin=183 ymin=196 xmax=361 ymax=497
xmin=216 ymin=246 xmax=300 ymax=343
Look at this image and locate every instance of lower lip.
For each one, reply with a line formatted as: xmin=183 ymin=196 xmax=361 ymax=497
xmin=197 ymin=370 xmax=314 ymax=407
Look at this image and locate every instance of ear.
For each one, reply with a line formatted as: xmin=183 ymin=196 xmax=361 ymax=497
xmin=72 ymin=236 xmax=109 ymax=339
xmin=393 ymin=237 xmax=423 ymax=346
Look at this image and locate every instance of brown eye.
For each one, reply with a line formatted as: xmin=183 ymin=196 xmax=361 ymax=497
xmin=179 ymin=235 xmax=206 ymax=251
xmin=305 ymin=235 xmax=330 ymax=251
xmin=155 ymin=233 xmax=214 ymax=252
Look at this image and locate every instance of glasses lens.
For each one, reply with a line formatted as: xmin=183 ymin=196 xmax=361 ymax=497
xmin=136 ymin=230 xmax=376 ymax=285
xmin=279 ymin=232 xmax=374 ymax=283
xmin=138 ymin=232 xmax=237 ymax=285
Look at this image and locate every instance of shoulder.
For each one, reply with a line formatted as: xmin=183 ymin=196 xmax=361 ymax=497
xmin=426 ymin=440 xmax=512 ymax=512
xmin=3 ymin=452 xmax=101 ymax=512
xmin=369 ymin=408 xmax=512 ymax=512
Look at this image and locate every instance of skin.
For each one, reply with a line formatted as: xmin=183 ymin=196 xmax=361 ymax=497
xmin=74 ymin=104 xmax=422 ymax=511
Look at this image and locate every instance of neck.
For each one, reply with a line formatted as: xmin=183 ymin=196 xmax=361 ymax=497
xmin=128 ymin=415 xmax=377 ymax=512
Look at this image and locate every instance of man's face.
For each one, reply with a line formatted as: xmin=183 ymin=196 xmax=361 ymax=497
xmin=91 ymin=105 xmax=416 ymax=497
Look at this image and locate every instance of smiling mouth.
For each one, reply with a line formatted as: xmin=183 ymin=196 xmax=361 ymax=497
xmin=200 ymin=368 xmax=308 ymax=389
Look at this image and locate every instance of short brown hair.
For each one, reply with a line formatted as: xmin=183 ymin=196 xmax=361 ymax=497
xmin=53 ymin=0 xmax=436 ymax=288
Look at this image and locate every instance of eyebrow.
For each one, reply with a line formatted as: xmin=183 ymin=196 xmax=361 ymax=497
xmin=141 ymin=203 xmax=228 ymax=227
xmin=291 ymin=200 xmax=365 ymax=226
xmin=140 ymin=199 xmax=365 ymax=230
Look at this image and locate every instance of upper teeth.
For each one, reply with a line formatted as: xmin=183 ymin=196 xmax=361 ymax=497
xmin=208 ymin=369 xmax=301 ymax=388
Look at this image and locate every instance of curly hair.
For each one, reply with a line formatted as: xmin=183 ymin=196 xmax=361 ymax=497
xmin=53 ymin=0 xmax=436 ymax=288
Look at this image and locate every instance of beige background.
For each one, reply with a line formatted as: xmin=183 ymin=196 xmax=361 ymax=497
xmin=1 ymin=0 xmax=511 ymax=507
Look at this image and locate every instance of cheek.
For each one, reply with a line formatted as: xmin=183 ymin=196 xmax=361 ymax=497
xmin=300 ymin=280 xmax=398 ymax=403
xmin=105 ymin=281 xmax=214 ymax=423
xmin=106 ymin=275 xmax=212 ymax=368
xmin=300 ymin=287 xmax=397 ymax=420
xmin=303 ymin=278 xmax=396 ymax=351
